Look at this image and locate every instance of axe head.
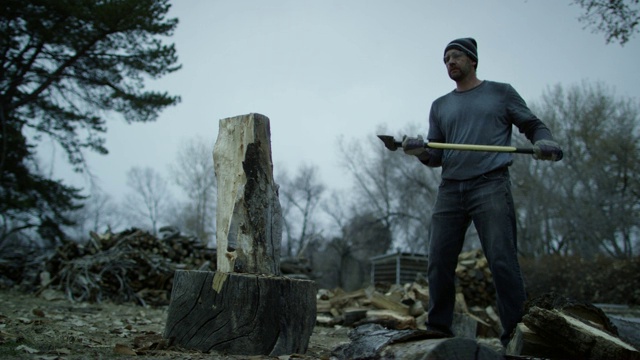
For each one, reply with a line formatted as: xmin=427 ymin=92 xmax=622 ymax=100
xmin=377 ymin=135 xmax=401 ymax=151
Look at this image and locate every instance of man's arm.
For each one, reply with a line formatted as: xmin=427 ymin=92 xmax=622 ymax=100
xmin=506 ymin=85 xmax=553 ymax=143
xmin=421 ymin=146 xmax=442 ymax=167
xmin=506 ymin=86 xmax=563 ymax=161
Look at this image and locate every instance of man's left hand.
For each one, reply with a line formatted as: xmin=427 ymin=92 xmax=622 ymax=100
xmin=533 ymin=140 xmax=563 ymax=161
xmin=402 ymin=135 xmax=427 ymax=156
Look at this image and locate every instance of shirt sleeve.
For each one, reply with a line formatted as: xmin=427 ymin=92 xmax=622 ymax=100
xmin=506 ymin=85 xmax=553 ymax=143
xmin=425 ymin=102 xmax=444 ymax=167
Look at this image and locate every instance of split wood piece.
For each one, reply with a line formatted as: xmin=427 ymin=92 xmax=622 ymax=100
xmin=507 ymin=323 xmax=574 ymax=359
xmin=521 ymin=306 xmax=640 ymax=360
xmin=358 ymin=309 xmax=417 ymax=330
xmin=366 ymin=288 xmax=411 ymax=316
xmin=456 ymin=249 xmax=495 ymax=307
xmin=525 ymin=291 xmax=619 ymax=334
xmin=608 ymin=315 xmax=640 ymax=351
xmin=331 ymin=323 xmax=502 ymax=360
xmin=330 ymin=288 xmax=367 ymax=308
xmin=343 ymin=308 xmax=368 ymax=326
xmin=407 ymin=282 xmax=430 ymax=306
xmin=452 ymin=312 xmax=479 ymax=339
xmin=213 ymin=113 xmax=282 ymax=274
xmin=164 ymin=270 xmax=316 ymax=356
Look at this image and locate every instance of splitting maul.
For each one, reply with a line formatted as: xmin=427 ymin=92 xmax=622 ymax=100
xmin=377 ymin=135 xmax=534 ymax=154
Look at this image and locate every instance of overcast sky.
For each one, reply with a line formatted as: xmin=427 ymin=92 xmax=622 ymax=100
xmin=54 ymin=0 xmax=640 ymax=199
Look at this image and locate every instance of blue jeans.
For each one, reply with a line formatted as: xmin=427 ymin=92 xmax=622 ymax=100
xmin=426 ymin=167 xmax=526 ymax=346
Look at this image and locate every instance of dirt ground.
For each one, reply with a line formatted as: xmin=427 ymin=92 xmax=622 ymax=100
xmin=0 ymin=288 xmax=350 ymax=359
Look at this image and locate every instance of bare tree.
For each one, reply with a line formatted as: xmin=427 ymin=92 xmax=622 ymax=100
xmin=123 ymin=167 xmax=172 ymax=235
xmin=310 ymin=211 xmax=393 ymax=290
xmin=572 ymin=0 xmax=640 ymax=45
xmin=513 ymin=81 xmax=640 ymax=258
xmin=65 ymin=186 xmax=124 ymax=240
xmin=336 ymin=126 xmax=440 ymax=253
xmin=169 ymin=136 xmax=216 ymax=245
xmin=278 ymin=165 xmax=325 ymax=258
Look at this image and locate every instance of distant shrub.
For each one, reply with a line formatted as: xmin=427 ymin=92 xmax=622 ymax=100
xmin=521 ymin=255 xmax=640 ymax=305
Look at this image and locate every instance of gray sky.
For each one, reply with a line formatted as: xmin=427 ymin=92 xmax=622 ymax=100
xmin=55 ymin=0 xmax=640 ymax=198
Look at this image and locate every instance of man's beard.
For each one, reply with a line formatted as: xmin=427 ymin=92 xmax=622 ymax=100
xmin=448 ymin=67 xmax=466 ymax=81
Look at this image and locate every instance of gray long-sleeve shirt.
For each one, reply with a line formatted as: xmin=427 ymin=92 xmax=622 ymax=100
xmin=426 ymin=80 xmax=553 ymax=180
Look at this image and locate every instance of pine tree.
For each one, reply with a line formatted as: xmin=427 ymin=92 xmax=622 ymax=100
xmin=0 ymin=0 xmax=181 ymax=243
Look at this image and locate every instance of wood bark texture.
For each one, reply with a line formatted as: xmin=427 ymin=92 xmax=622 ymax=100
xmin=522 ymin=306 xmax=640 ymax=360
xmin=213 ymin=113 xmax=282 ymax=274
xmin=164 ymin=270 xmax=317 ymax=356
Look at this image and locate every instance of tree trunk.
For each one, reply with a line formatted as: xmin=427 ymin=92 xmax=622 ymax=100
xmin=164 ymin=270 xmax=316 ymax=356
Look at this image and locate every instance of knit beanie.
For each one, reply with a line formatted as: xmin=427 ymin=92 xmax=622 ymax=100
xmin=444 ymin=38 xmax=478 ymax=67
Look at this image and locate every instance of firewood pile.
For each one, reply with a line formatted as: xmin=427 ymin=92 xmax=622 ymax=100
xmin=37 ymin=227 xmax=216 ymax=306
xmin=316 ymin=249 xmax=503 ymax=339
xmin=455 ymin=248 xmax=495 ymax=307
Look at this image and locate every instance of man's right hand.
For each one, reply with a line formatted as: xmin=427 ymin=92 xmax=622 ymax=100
xmin=402 ymin=135 xmax=427 ymax=156
xmin=533 ymin=140 xmax=563 ymax=161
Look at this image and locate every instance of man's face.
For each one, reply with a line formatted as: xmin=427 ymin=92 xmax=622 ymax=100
xmin=443 ymin=49 xmax=475 ymax=81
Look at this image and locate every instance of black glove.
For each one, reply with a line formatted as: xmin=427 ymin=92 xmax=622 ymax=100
xmin=533 ymin=140 xmax=563 ymax=161
xmin=402 ymin=135 xmax=429 ymax=160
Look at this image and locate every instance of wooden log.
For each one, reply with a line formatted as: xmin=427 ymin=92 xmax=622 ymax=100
xmin=506 ymin=322 xmax=574 ymax=359
xmin=608 ymin=315 xmax=640 ymax=351
xmin=452 ymin=312 xmax=478 ymax=339
xmin=331 ymin=324 xmax=502 ymax=360
xmin=213 ymin=113 xmax=282 ymax=274
xmin=368 ymin=291 xmax=410 ymax=316
xmin=408 ymin=282 xmax=430 ymax=305
xmin=382 ymin=337 xmax=502 ymax=360
xmin=523 ymin=306 xmax=640 ymax=360
xmin=343 ymin=308 xmax=368 ymax=326
xmin=164 ymin=270 xmax=316 ymax=356
xmin=330 ymin=288 xmax=367 ymax=308
xmin=408 ymin=300 xmax=425 ymax=317
xmin=360 ymin=309 xmax=417 ymax=330
xmin=317 ymin=299 xmax=332 ymax=313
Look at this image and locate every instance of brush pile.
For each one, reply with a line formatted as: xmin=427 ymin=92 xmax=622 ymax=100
xmin=38 ymin=227 xmax=215 ymax=306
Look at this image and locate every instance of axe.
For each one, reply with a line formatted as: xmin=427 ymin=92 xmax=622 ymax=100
xmin=377 ymin=135 xmax=534 ymax=154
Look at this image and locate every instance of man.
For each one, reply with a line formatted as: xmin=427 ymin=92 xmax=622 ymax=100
xmin=402 ymin=37 xmax=563 ymax=346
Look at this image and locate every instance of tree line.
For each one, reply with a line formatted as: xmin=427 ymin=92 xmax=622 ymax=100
xmin=1 ymin=1 xmax=639 ymax=285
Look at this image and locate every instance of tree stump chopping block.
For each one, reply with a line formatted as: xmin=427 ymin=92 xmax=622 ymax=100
xmin=164 ymin=270 xmax=317 ymax=356
xmin=163 ymin=114 xmax=317 ymax=356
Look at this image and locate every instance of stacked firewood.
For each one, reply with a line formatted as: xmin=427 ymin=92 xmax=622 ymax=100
xmin=315 ymin=249 xmax=510 ymax=339
xmin=316 ymin=257 xmax=504 ymax=339
xmin=40 ymin=228 xmax=216 ymax=306
xmin=455 ymin=248 xmax=495 ymax=307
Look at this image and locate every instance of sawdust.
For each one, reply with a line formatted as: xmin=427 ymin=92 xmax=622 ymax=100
xmin=0 ymin=288 xmax=349 ymax=359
